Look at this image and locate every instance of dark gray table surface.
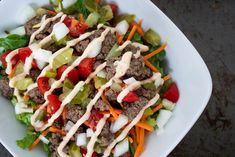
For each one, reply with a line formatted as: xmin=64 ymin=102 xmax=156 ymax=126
xmin=1 ymin=0 xmax=235 ymax=156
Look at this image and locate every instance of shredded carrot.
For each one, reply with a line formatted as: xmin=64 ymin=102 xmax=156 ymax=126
xmin=135 ymin=20 xmax=145 ymax=37
xmin=23 ymin=95 xmax=29 ymax=101
xmin=117 ymin=35 xmax=124 ymax=44
xmin=134 ymin=128 xmax=145 ymax=157
xmin=62 ymin=107 xmax=68 ymax=122
xmin=113 ymin=109 xmax=122 ymax=115
xmin=49 ymin=127 xmax=66 ymax=136
xmin=108 ymin=117 xmax=115 ymax=122
xmin=136 ymin=122 xmax=154 ymax=132
xmin=152 ymin=103 xmax=163 ymax=113
xmin=29 ymin=129 xmax=49 ymax=151
xmin=130 ymin=129 xmax=137 ymax=149
xmin=163 ymin=75 xmax=171 ymax=81
xmin=128 ymin=136 xmax=133 ymax=143
xmin=96 ymin=0 xmax=101 ymax=4
xmin=144 ymin=43 xmax=167 ymax=60
xmin=144 ymin=59 xmax=158 ymax=72
xmin=8 ymin=67 xmax=16 ymax=79
xmin=127 ymin=25 xmax=137 ymax=41
xmin=135 ymin=126 xmax=140 ymax=144
xmin=101 ymin=94 xmax=119 ymax=119
xmin=47 ymin=10 xmax=56 ymax=16
xmin=79 ymin=14 xmax=84 ymax=23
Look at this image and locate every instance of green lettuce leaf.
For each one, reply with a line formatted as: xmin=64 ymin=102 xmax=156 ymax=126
xmin=84 ymin=0 xmax=100 ymax=12
xmin=16 ymin=130 xmax=38 ymax=149
xmin=63 ymin=0 xmax=90 ymax=17
xmin=16 ymin=113 xmax=33 ymax=126
xmin=0 ymin=34 xmax=29 ymax=53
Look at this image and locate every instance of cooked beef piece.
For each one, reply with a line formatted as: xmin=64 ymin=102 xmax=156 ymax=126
xmin=89 ymin=29 xmax=104 ymax=41
xmin=123 ymin=97 xmax=148 ymax=120
xmin=0 ymin=68 xmax=7 ymax=76
xmin=29 ymin=69 xmax=41 ymax=82
xmin=99 ymin=123 xmax=115 ymax=147
xmin=105 ymin=59 xmax=117 ymax=80
xmin=93 ymin=60 xmax=103 ymax=71
xmin=0 ymin=78 xmax=14 ymax=98
xmin=121 ymin=151 xmax=131 ymax=157
xmin=73 ymin=29 xmax=104 ymax=55
xmin=104 ymin=89 xmax=117 ymax=102
xmin=49 ymin=133 xmax=69 ymax=157
xmin=74 ymin=39 xmax=89 ymax=56
xmin=124 ymin=56 xmax=153 ymax=81
xmin=27 ymin=87 xmax=45 ymax=104
xmin=94 ymin=99 xmax=109 ymax=112
xmin=123 ymin=44 xmax=140 ymax=54
xmin=66 ymin=105 xmax=85 ymax=123
xmin=135 ymin=87 xmax=157 ymax=100
xmin=25 ymin=14 xmax=59 ymax=40
xmin=96 ymin=32 xmax=117 ymax=60
xmin=88 ymin=83 xmax=96 ymax=98
xmin=44 ymin=43 xmax=64 ymax=53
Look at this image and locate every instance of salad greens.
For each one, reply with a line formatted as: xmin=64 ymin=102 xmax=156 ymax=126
xmin=0 ymin=34 xmax=29 ymax=53
xmin=16 ymin=130 xmax=38 ymax=149
xmin=16 ymin=113 xmax=33 ymax=126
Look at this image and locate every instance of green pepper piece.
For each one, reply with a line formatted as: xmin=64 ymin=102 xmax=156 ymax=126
xmin=94 ymin=76 xmax=107 ymax=89
xmin=69 ymin=143 xmax=82 ymax=157
xmin=14 ymin=78 xmax=33 ymax=90
xmin=52 ymin=48 xmax=73 ymax=70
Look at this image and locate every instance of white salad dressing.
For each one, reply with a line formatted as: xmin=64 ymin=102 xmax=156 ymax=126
xmin=117 ymin=73 xmax=162 ymax=103
xmin=4 ymin=11 xmax=165 ymax=157
xmin=31 ymin=27 xmax=112 ymax=129
xmin=29 ymin=12 xmax=64 ymax=44
xmin=85 ymin=114 xmax=110 ymax=157
xmin=102 ymin=94 xmax=160 ymax=157
xmin=57 ymin=52 xmax=133 ymax=157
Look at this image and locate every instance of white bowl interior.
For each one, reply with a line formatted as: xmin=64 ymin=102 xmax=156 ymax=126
xmin=0 ymin=0 xmax=212 ymax=157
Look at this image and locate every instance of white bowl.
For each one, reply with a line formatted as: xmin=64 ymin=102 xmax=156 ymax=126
xmin=0 ymin=0 xmax=212 ymax=157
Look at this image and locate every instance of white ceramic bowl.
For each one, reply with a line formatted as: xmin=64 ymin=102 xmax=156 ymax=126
xmin=0 ymin=0 xmax=212 ymax=157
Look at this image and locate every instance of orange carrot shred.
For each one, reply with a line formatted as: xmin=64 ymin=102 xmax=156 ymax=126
xmin=113 ymin=109 xmax=122 ymax=115
xmin=118 ymin=35 xmax=124 ymax=44
xmin=152 ymin=103 xmax=163 ymax=113
xmin=163 ymin=75 xmax=171 ymax=81
xmin=134 ymin=128 xmax=145 ymax=157
xmin=128 ymin=136 xmax=134 ymax=143
xmin=127 ymin=25 xmax=137 ymax=41
xmin=144 ymin=59 xmax=158 ymax=72
xmin=49 ymin=127 xmax=66 ymax=136
xmin=79 ymin=14 xmax=84 ymax=23
xmin=29 ymin=129 xmax=49 ymax=151
xmin=96 ymin=0 xmax=101 ymax=4
xmin=136 ymin=122 xmax=154 ymax=132
xmin=144 ymin=43 xmax=167 ymax=60
xmin=101 ymin=94 xmax=119 ymax=119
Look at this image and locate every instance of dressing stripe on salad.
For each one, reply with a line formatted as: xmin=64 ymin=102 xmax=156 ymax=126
xmin=0 ymin=1 xmax=180 ymax=157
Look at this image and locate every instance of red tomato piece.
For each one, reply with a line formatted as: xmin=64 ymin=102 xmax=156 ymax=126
xmin=109 ymin=3 xmax=118 ymax=15
xmin=0 ymin=51 xmax=18 ymax=67
xmin=47 ymin=94 xmax=61 ymax=114
xmin=80 ymin=148 xmax=97 ymax=157
xmin=56 ymin=65 xmax=80 ymax=84
xmin=63 ymin=16 xmax=87 ymax=37
xmin=18 ymin=47 xmax=32 ymax=63
xmin=77 ymin=58 xmax=95 ymax=79
xmin=37 ymin=77 xmax=50 ymax=95
xmin=162 ymin=82 xmax=179 ymax=103
xmin=84 ymin=110 xmax=103 ymax=131
xmin=18 ymin=47 xmax=38 ymax=69
xmin=123 ymin=91 xmax=139 ymax=103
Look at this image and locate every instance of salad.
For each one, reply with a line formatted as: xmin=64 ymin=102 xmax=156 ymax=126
xmin=0 ymin=0 xmax=180 ymax=157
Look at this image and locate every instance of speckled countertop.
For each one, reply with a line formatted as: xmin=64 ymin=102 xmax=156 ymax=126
xmin=1 ymin=0 xmax=235 ymax=156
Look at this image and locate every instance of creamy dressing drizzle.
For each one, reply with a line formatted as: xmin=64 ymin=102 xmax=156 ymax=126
xmin=85 ymin=114 xmax=110 ymax=157
xmin=31 ymin=28 xmax=112 ymax=129
xmin=57 ymin=52 xmax=133 ymax=157
xmin=117 ymin=73 xmax=162 ymax=103
xmin=102 ymin=94 xmax=160 ymax=157
xmin=29 ymin=12 xmax=64 ymax=44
